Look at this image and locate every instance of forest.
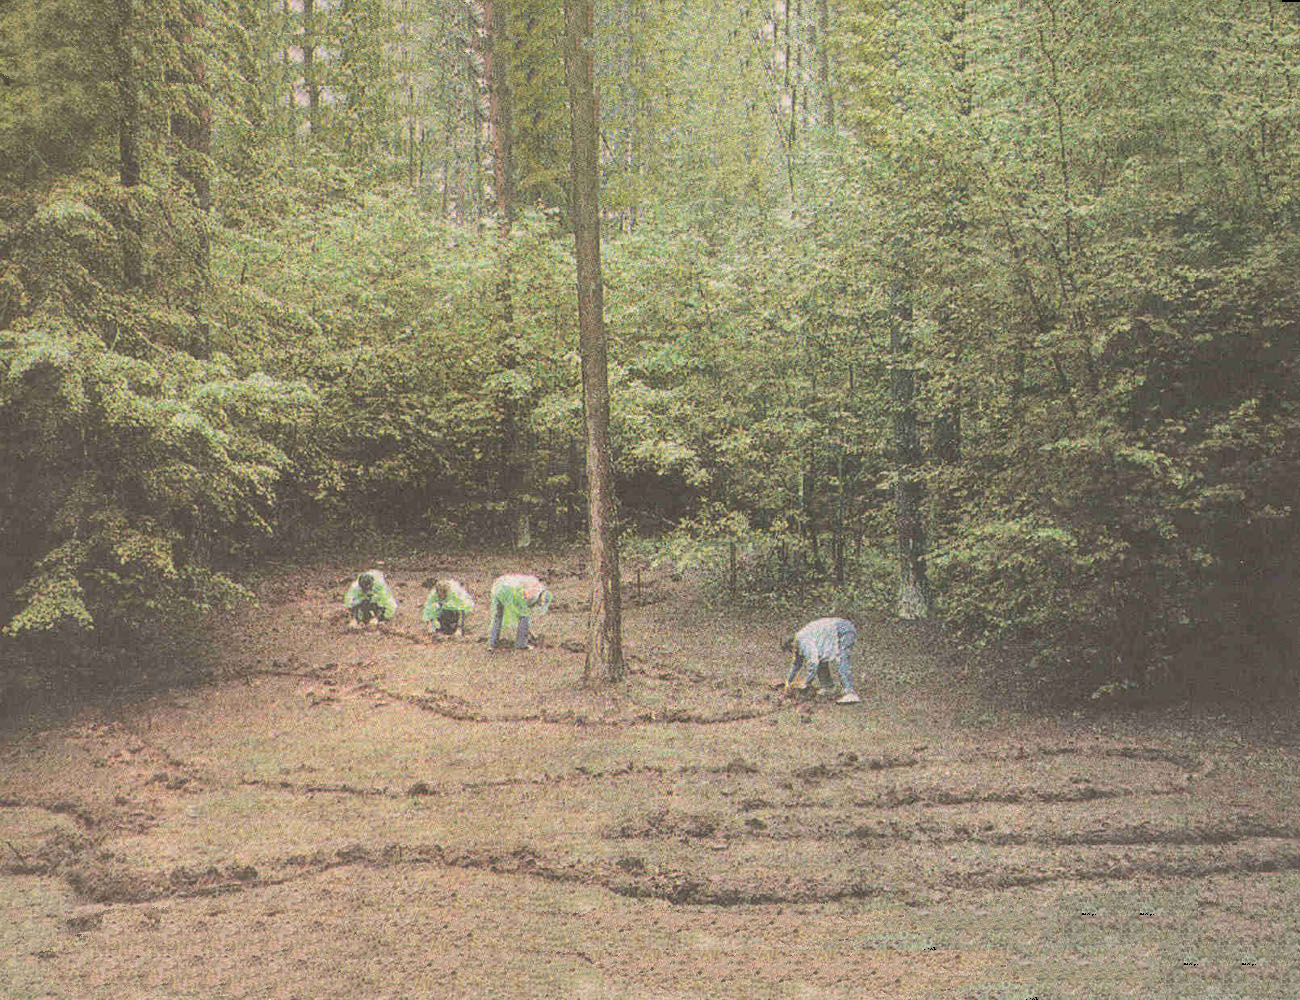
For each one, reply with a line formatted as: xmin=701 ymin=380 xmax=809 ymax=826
xmin=2 ymin=0 xmax=1299 ymax=704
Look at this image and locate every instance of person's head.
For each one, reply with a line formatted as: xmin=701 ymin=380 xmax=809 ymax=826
xmin=780 ymin=636 xmax=794 ymax=653
xmin=525 ymin=583 xmax=551 ymax=612
xmin=358 ymin=573 xmax=375 ymax=593
xmin=434 ymin=580 xmax=450 ymax=601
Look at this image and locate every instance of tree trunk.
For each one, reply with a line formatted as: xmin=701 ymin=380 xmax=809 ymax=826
xmin=567 ymin=432 xmax=583 ymax=537
xmin=281 ymin=0 xmax=294 ymax=137
xmin=168 ymin=0 xmax=211 ymax=353
xmin=891 ymin=286 xmax=931 ymax=619
xmin=933 ymin=0 xmax=967 ymax=470
xmin=480 ymin=0 xmax=529 ymax=546
xmin=468 ymin=2 xmax=483 ymax=227
xmin=482 ymin=0 xmax=515 ymax=226
xmin=833 ymin=451 xmax=845 ymax=584
xmin=804 ymin=349 xmax=819 ymax=566
xmin=114 ymin=0 xmax=142 ymax=291
xmin=817 ymin=0 xmax=833 ymax=129
xmin=621 ymin=0 xmax=638 ymax=232
xmin=169 ymin=0 xmax=211 ymax=241
xmin=408 ymin=87 xmax=417 ymax=189
xmin=566 ymin=0 xmax=624 ymax=685
xmin=302 ymin=0 xmax=319 ymax=135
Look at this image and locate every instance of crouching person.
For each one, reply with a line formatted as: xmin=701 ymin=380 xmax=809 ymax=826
xmin=345 ymin=570 xmax=397 ymax=628
xmin=488 ymin=574 xmax=552 ymax=650
xmin=423 ymin=578 xmax=474 ymax=638
xmin=784 ymin=617 xmax=861 ymax=704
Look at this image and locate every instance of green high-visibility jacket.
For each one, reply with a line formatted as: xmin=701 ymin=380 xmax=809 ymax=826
xmin=423 ymin=579 xmax=474 ymax=622
xmin=344 ymin=570 xmax=397 ymax=620
xmin=489 ymin=574 xmax=551 ymax=628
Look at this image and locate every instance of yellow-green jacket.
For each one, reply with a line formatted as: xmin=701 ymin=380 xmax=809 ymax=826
xmin=344 ymin=570 xmax=397 ymax=620
xmin=423 ymin=579 xmax=474 ymax=622
xmin=489 ymin=574 xmax=551 ymax=628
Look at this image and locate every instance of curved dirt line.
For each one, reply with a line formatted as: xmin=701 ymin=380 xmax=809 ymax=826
xmin=611 ymin=813 xmax=1300 ymax=847
xmin=0 ymin=797 xmax=104 ymax=830
xmin=49 ymin=824 xmax=1300 ymax=913
xmin=372 ymin=682 xmax=784 ymax=727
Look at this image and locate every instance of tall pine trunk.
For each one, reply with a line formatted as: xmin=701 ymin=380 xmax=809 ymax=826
xmin=565 ymin=0 xmax=624 ymax=684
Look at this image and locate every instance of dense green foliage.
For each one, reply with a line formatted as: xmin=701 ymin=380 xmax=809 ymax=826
xmin=847 ymin=0 xmax=1300 ymax=697
xmin=1 ymin=0 xmax=1297 ymax=703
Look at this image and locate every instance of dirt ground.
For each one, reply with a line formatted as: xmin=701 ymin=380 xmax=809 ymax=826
xmin=3 ymin=549 xmax=1300 ymax=999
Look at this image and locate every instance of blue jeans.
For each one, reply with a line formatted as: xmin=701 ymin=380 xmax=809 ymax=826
xmin=830 ymin=620 xmax=857 ymax=694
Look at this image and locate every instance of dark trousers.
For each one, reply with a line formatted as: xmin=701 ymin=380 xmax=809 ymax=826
xmin=351 ymin=600 xmax=384 ymax=624
xmin=434 ymin=609 xmax=467 ymax=635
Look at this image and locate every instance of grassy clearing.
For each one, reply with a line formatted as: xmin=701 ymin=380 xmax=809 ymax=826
xmin=2 ymin=550 xmax=1299 ymax=998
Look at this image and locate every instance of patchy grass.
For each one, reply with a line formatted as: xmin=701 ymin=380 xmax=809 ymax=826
xmin=3 ymin=548 xmax=1299 ymax=998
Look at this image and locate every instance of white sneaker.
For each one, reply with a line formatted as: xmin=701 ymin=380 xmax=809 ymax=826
xmin=836 ymin=692 xmax=862 ymax=705
xmin=348 ymin=620 xmax=362 ymax=630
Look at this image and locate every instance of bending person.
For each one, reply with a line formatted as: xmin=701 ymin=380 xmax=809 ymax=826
xmin=488 ymin=574 xmax=552 ymax=650
xmin=423 ymin=578 xmax=474 ymax=638
xmin=784 ymin=617 xmax=860 ymax=704
xmin=345 ymin=570 xmax=397 ymax=628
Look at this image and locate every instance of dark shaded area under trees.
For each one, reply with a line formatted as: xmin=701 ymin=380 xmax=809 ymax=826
xmin=1 ymin=0 xmax=1298 ymax=706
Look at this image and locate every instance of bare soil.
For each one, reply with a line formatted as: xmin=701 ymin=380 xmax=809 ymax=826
xmin=3 ymin=549 xmax=1299 ymax=999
